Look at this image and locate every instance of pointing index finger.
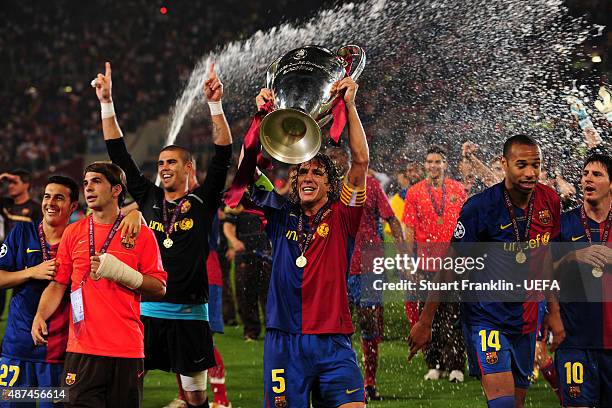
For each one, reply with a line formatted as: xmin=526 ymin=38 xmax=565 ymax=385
xmin=105 ymin=62 xmax=112 ymax=78
xmin=208 ymin=62 xmax=216 ymax=79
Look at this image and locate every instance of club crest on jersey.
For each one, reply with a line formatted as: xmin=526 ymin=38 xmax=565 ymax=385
xmin=450 ymin=195 xmax=457 ymax=203
xmin=0 ymin=244 xmax=7 ymax=258
xmin=65 ymin=373 xmax=77 ymax=386
xmin=317 ymin=223 xmax=330 ymax=238
xmin=179 ymin=218 xmax=194 ymax=231
xmin=181 ymin=200 xmax=191 ymax=214
xmin=538 ymin=209 xmax=551 ymax=225
xmin=22 ymin=208 xmax=30 ymax=215
xmin=453 ymin=222 xmax=465 ymax=239
xmin=121 ymin=236 xmax=136 ymax=250
xmin=485 ymin=351 xmax=498 ymax=365
xmin=569 ymin=385 xmax=581 ymax=398
xmin=274 ymin=395 xmax=287 ymax=408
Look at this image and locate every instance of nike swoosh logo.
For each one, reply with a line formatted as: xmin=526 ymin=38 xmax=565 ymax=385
xmin=26 ymin=248 xmax=40 ymax=253
xmin=500 ymin=223 xmax=513 ymax=230
xmin=78 ymin=240 xmax=86 ymax=245
xmin=137 ymin=371 xmax=145 ymax=378
xmin=346 ymin=388 xmax=360 ymax=394
xmin=193 ymin=357 xmax=206 ymax=364
xmin=571 ymin=235 xmax=585 ymax=241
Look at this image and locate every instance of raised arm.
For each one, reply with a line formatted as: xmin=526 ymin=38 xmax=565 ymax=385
xmin=331 ymin=77 xmax=369 ymax=188
xmin=93 ymin=62 xmax=152 ymax=201
xmin=204 ymin=63 xmax=232 ymax=147
xmin=94 ymin=62 xmax=123 ymax=142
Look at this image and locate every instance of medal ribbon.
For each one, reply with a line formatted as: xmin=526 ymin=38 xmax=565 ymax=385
xmin=502 ymin=187 xmax=535 ymax=245
xmin=426 ymin=178 xmax=446 ymax=218
xmin=163 ymin=197 xmax=187 ymax=239
xmin=37 ymin=222 xmax=51 ymax=261
xmin=87 ymin=213 xmax=124 ymax=283
xmin=297 ymin=204 xmax=331 ymax=257
xmin=580 ymin=206 xmax=612 ymax=243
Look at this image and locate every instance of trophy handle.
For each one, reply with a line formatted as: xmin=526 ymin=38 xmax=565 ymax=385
xmin=317 ymin=113 xmax=333 ymax=129
xmin=337 ymin=45 xmax=366 ymax=81
xmin=266 ymin=56 xmax=282 ymax=89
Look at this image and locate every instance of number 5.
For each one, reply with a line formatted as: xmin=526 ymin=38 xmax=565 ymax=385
xmin=271 ymin=369 xmax=285 ymax=393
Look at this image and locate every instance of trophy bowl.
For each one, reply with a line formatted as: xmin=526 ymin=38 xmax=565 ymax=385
xmin=260 ymin=45 xmax=365 ymax=164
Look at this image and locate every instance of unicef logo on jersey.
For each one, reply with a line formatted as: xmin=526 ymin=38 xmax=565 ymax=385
xmin=453 ymin=222 xmax=465 ymax=239
xmin=0 ymin=243 xmax=7 ymax=258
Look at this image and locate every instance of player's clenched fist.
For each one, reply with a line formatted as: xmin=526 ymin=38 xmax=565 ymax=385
xmin=90 ymin=254 xmax=102 ymax=278
xmin=330 ymin=76 xmax=358 ymax=106
xmin=256 ymin=88 xmax=274 ymax=110
xmin=92 ymin=61 xmax=113 ymax=103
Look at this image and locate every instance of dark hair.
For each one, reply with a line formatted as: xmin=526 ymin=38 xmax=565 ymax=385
xmin=324 ymin=146 xmax=350 ymax=176
xmin=426 ymin=145 xmax=447 ymax=160
xmin=503 ymin=134 xmax=539 ymax=158
xmin=584 ymin=152 xmax=612 ymax=181
xmin=83 ymin=162 xmax=128 ymax=206
xmin=47 ymin=175 xmax=79 ymax=202
xmin=160 ymin=144 xmax=193 ymax=164
xmin=288 ymin=153 xmax=342 ymax=205
xmin=9 ymin=169 xmax=31 ymax=185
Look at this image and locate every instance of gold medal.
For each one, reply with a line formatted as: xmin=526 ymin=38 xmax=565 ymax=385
xmin=295 ymin=255 xmax=307 ymax=268
xmin=592 ymin=267 xmax=604 ymax=278
xmin=515 ymin=251 xmax=527 ymax=264
xmin=437 ymin=216 xmax=443 ymax=225
xmin=163 ymin=237 xmax=174 ymax=248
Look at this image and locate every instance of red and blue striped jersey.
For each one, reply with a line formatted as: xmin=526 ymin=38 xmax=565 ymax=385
xmin=251 ymin=182 xmax=365 ymax=334
xmin=0 ymin=222 xmax=69 ymax=363
xmin=452 ymin=182 xmax=560 ymax=334
xmin=557 ymin=206 xmax=612 ymax=350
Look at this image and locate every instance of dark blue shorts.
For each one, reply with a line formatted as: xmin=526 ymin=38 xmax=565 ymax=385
xmin=263 ymin=330 xmax=364 ymax=408
xmin=208 ymin=284 xmax=224 ymax=334
xmin=555 ymin=348 xmax=612 ymax=407
xmin=0 ymin=356 xmax=63 ymax=408
xmin=463 ymin=325 xmax=537 ymax=389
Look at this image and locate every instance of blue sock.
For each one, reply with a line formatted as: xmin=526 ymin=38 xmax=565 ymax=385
xmin=487 ymin=395 xmax=515 ymax=408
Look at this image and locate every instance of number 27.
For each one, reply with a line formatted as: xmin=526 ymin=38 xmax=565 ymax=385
xmin=0 ymin=364 xmax=20 ymax=386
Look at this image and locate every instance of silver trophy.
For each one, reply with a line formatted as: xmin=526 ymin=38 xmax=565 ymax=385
xmin=260 ymin=45 xmax=366 ymax=164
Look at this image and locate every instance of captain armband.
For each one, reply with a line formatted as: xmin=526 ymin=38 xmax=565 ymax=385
xmin=340 ymin=182 xmax=366 ymax=207
xmin=254 ymin=172 xmax=275 ymax=192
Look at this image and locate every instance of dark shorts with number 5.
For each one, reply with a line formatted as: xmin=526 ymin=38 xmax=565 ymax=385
xmin=263 ymin=329 xmax=364 ymax=408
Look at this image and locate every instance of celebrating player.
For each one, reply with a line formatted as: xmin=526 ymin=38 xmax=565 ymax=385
xmin=402 ymin=145 xmax=467 ymax=382
xmin=0 ymin=176 xmax=78 ymax=407
xmin=93 ymin=61 xmax=232 ymax=407
xmin=553 ymin=152 xmax=612 ymax=407
xmin=409 ymin=135 xmax=565 ymax=408
xmin=250 ymin=77 xmax=368 ymax=407
xmin=31 ymin=162 xmax=167 ymax=406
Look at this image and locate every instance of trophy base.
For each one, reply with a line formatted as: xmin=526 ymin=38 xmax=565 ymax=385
xmin=260 ymin=108 xmax=322 ymax=164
